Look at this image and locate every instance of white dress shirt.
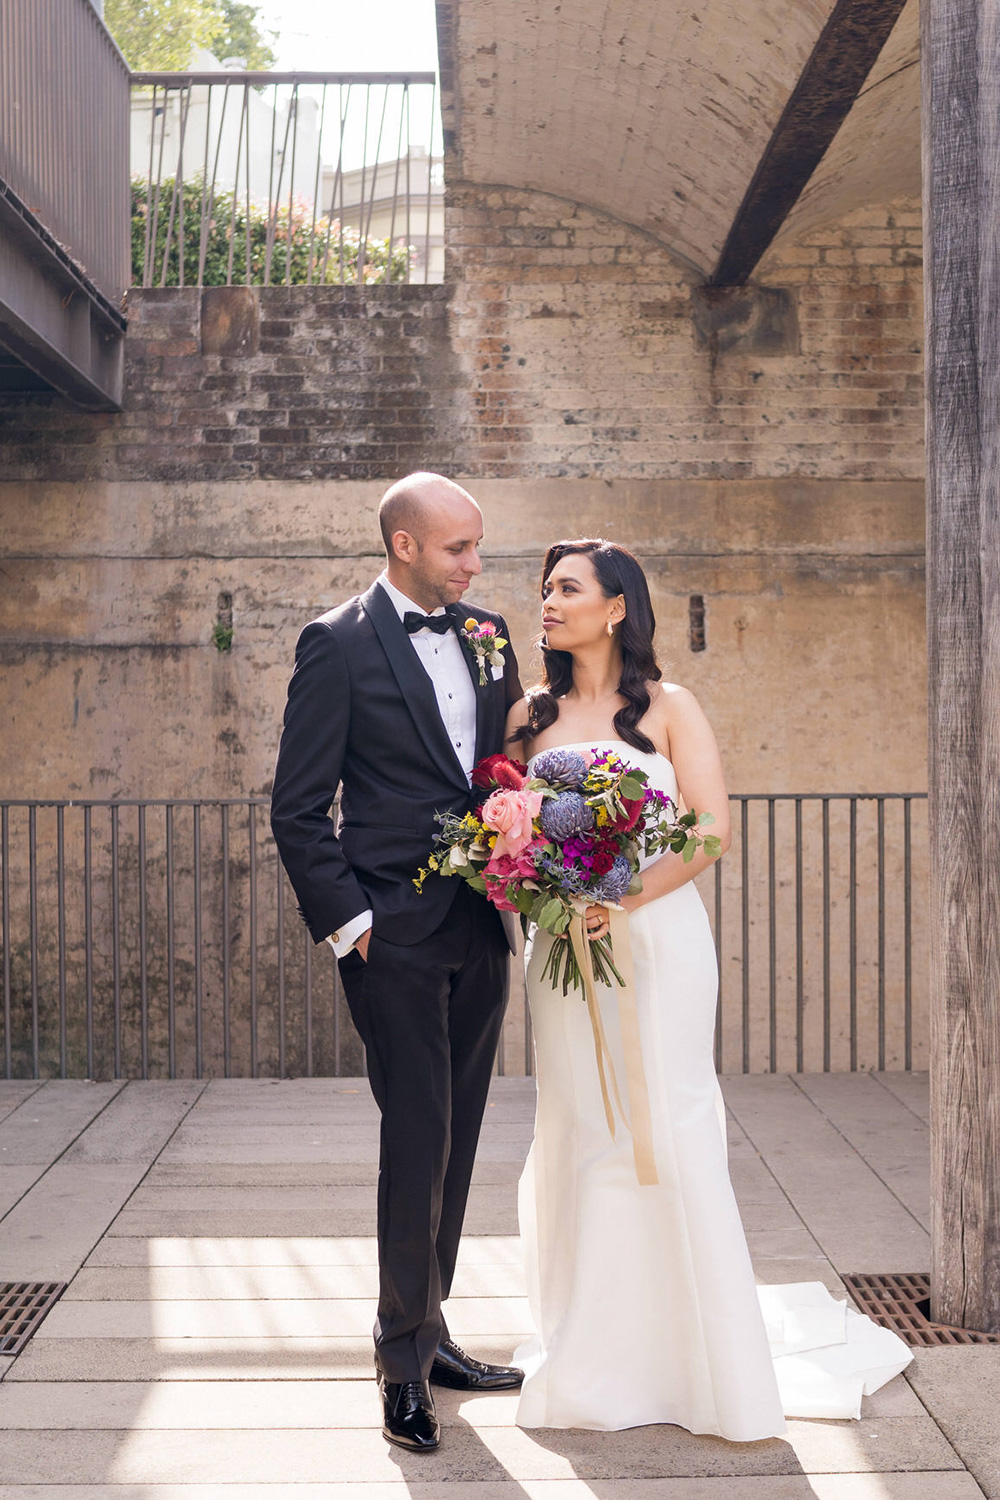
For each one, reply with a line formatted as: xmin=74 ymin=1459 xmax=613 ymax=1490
xmin=327 ymin=572 xmax=478 ymax=958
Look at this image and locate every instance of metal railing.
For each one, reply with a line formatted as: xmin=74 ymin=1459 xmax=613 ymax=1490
xmin=130 ymin=72 xmax=444 ymax=288
xmin=0 ymin=0 xmax=131 ymax=304
xmin=0 ymin=794 xmax=927 ymax=1082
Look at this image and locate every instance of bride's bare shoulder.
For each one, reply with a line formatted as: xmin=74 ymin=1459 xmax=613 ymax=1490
xmin=643 ymin=681 xmax=705 ymax=754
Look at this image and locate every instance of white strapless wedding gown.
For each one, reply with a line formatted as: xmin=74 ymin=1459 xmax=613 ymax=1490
xmin=514 ymin=741 xmax=912 ymax=1439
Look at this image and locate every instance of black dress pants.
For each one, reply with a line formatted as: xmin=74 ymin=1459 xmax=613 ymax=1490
xmin=338 ymin=883 xmax=509 ymax=1383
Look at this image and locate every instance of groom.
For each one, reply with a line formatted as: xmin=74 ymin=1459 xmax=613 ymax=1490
xmin=270 ymin=473 xmax=524 ymax=1451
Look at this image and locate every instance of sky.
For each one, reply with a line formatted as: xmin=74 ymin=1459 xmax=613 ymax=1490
xmin=255 ymin=0 xmax=440 ymax=75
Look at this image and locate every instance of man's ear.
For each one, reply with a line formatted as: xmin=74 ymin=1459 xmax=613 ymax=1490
xmin=391 ymin=530 xmax=417 ymax=564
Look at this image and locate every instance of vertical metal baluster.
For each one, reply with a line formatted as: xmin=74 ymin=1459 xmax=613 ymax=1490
xmin=741 ymin=798 xmax=750 ymax=1073
xmin=142 ymin=84 xmax=158 ymax=285
xmin=112 ymin=805 xmax=121 ymax=1079
xmin=849 ymin=796 xmax=858 ymax=1071
xmin=877 ymin=796 xmax=886 ymax=1071
xmin=200 ymin=83 xmax=231 ymax=287
xmin=244 ymin=83 xmax=252 ymax=286
xmin=193 ymin=805 xmax=203 ymax=1080
xmin=795 ymin=798 xmax=804 ymax=1074
xmin=222 ymin=805 xmax=231 ymax=1078
xmin=357 ymin=84 xmax=371 ymax=281
xmin=305 ymin=924 xmax=313 ymax=1078
xmin=264 ymin=80 xmax=280 ymax=285
xmin=277 ymin=858 xmax=286 ymax=1078
xmin=226 ymin=88 xmax=247 ymax=284
xmin=249 ymin=803 xmax=258 ymax=1078
xmin=166 ymin=804 xmax=175 ymax=1080
xmin=387 ymin=83 xmax=404 ymax=280
xmin=424 ymin=80 xmax=436 ymax=283
xmin=147 ymin=85 xmax=169 ymax=286
xmin=767 ymin=796 xmax=777 ymax=1072
xmin=405 ymin=84 xmax=411 ymax=284
xmin=2 ymin=806 xmax=11 ymax=1079
xmin=84 ymin=805 xmax=94 ymax=1079
xmin=28 ymin=806 xmax=38 ymax=1079
xmin=822 ymin=798 xmax=831 ymax=1071
xmin=904 ymin=796 xmax=913 ymax=1071
xmin=138 ymin=805 xmax=148 ymax=1079
xmin=197 ymin=84 xmax=214 ymax=288
xmin=333 ymin=949 xmax=342 ymax=1077
xmin=307 ymin=83 xmax=328 ymax=284
xmin=285 ymin=82 xmax=299 ymax=286
xmin=713 ymin=849 xmax=723 ymax=1072
xmin=57 ymin=806 xmax=67 ymax=1079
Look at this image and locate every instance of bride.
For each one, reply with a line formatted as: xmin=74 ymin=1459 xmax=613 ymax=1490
xmin=503 ymin=537 xmax=911 ymax=1440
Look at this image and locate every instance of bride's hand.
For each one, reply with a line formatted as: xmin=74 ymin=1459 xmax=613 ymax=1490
xmin=584 ymin=903 xmax=610 ymax=940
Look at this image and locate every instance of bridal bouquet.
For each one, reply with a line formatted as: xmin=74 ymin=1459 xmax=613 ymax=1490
xmin=414 ymin=746 xmax=721 ymax=995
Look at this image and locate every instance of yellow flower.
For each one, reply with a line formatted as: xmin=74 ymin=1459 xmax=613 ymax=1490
xmin=428 ymin=854 xmax=439 ymax=870
xmin=464 ymin=617 xmax=478 ymax=631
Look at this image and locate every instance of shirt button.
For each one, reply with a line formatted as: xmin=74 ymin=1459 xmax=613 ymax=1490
xmin=448 ymin=693 xmax=453 ymax=699
xmin=456 ymin=742 xmax=461 ymax=748
xmin=332 ymin=932 xmax=340 ymax=943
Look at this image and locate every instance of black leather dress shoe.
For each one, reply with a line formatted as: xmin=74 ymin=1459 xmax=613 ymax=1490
xmin=378 ymin=1376 xmax=440 ymax=1451
xmin=429 ymin=1339 xmax=524 ymax=1391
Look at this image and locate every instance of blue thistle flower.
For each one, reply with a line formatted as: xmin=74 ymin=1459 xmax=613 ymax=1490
xmin=531 ymin=748 xmax=589 ymax=787
xmin=540 ymin=791 xmax=595 ymax=840
xmin=590 ymin=855 xmax=633 ymax=903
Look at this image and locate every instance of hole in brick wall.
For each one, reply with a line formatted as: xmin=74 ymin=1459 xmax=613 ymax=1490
xmin=689 ymin=595 xmax=706 ymax=652
xmin=213 ymin=592 xmax=234 ymax=652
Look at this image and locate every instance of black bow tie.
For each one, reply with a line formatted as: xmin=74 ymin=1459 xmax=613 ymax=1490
xmin=403 ymin=610 xmax=453 ymax=636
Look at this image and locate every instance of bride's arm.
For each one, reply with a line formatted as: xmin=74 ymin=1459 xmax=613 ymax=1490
xmin=619 ymin=684 xmax=732 ymax=912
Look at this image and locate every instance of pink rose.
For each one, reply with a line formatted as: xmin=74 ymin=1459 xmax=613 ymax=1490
xmin=481 ymin=788 xmax=543 ymax=858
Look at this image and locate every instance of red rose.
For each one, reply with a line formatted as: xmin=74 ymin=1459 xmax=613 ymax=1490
xmin=614 ymin=795 xmax=646 ymax=831
xmin=472 ymin=753 xmax=528 ymax=790
xmin=591 ymin=847 xmax=615 ymax=876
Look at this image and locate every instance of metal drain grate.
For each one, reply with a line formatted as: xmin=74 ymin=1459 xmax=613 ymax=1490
xmin=844 ymin=1272 xmax=1000 ymax=1347
xmin=0 ymin=1282 xmax=67 ymax=1355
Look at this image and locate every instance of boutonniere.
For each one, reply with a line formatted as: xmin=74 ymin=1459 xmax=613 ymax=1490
xmin=460 ymin=617 xmax=507 ymax=686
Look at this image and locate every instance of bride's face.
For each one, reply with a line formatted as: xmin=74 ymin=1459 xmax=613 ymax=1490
xmin=541 ymin=554 xmax=624 ymax=649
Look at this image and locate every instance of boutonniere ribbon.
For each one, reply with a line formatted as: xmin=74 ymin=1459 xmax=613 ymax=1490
xmin=460 ymin=618 xmax=507 ymax=686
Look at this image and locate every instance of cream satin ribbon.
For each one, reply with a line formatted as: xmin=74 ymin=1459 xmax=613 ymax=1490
xmin=567 ymin=903 xmax=659 ymax=1186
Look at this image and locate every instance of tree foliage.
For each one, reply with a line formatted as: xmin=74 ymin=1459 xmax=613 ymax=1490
xmin=105 ymin=0 xmax=276 ymax=72
xmin=131 ymin=177 xmax=413 ymax=287
xmin=208 ymin=2 xmax=277 ymax=71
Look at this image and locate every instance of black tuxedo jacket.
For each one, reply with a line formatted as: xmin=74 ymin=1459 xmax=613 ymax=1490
xmin=270 ymin=581 xmax=523 ymax=948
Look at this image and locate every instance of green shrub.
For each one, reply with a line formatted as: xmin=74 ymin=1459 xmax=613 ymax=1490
xmin=132 ymin=175 xmax=413 ymax=287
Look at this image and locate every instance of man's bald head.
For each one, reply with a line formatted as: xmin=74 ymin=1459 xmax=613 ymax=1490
xmin=378 ymin=472 xmax=479 ymax=554
xmin=378 ymin=472 xmax=485 ymax=612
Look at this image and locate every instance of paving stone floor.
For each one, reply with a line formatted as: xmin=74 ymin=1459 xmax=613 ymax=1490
xmin=0 ymin=1071 xmax=996 ymax=1499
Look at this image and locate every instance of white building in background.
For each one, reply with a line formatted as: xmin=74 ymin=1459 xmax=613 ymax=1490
xmin=322 ymin=149 xmax=444 ymax=283
xmin=130 ymin=51 xmax=321 ymax=206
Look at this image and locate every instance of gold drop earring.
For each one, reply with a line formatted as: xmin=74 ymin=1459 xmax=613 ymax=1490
xmin=607 ymin=620 xmax=614 ymax=637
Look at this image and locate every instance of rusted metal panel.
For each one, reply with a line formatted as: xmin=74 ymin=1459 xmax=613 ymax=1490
xmin=0 ymin=0 xmax=130 ymax=304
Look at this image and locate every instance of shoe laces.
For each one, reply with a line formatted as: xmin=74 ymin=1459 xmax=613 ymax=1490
xmin=398 ymin=1380 xmax=428 ymax=1408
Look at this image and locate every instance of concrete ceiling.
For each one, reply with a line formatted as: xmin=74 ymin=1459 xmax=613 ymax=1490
xmin=438 ymin=0 xmax=921 ymax=277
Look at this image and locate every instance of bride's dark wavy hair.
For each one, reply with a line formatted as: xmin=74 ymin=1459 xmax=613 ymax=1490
xmin=517 ymin=538 xmax=661 ymax=755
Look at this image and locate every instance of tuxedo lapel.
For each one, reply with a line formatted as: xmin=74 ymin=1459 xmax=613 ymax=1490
xmin=362 ymin=583 xmax=470 ymax=793
xmin=447 ymin=605 xmax=503 ymax=766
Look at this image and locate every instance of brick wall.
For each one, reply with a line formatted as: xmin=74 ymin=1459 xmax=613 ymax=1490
xmin=446 ymin=185 xmax=924 ymax=481
xmin=0 ymin=285 xmax=462 ymax=483
xmin=0 ymin=189 xmax=923 ymax=485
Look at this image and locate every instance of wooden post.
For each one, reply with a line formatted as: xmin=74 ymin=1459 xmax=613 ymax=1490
xmin=922 ymin=0 xmax=1000 ymax=1333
